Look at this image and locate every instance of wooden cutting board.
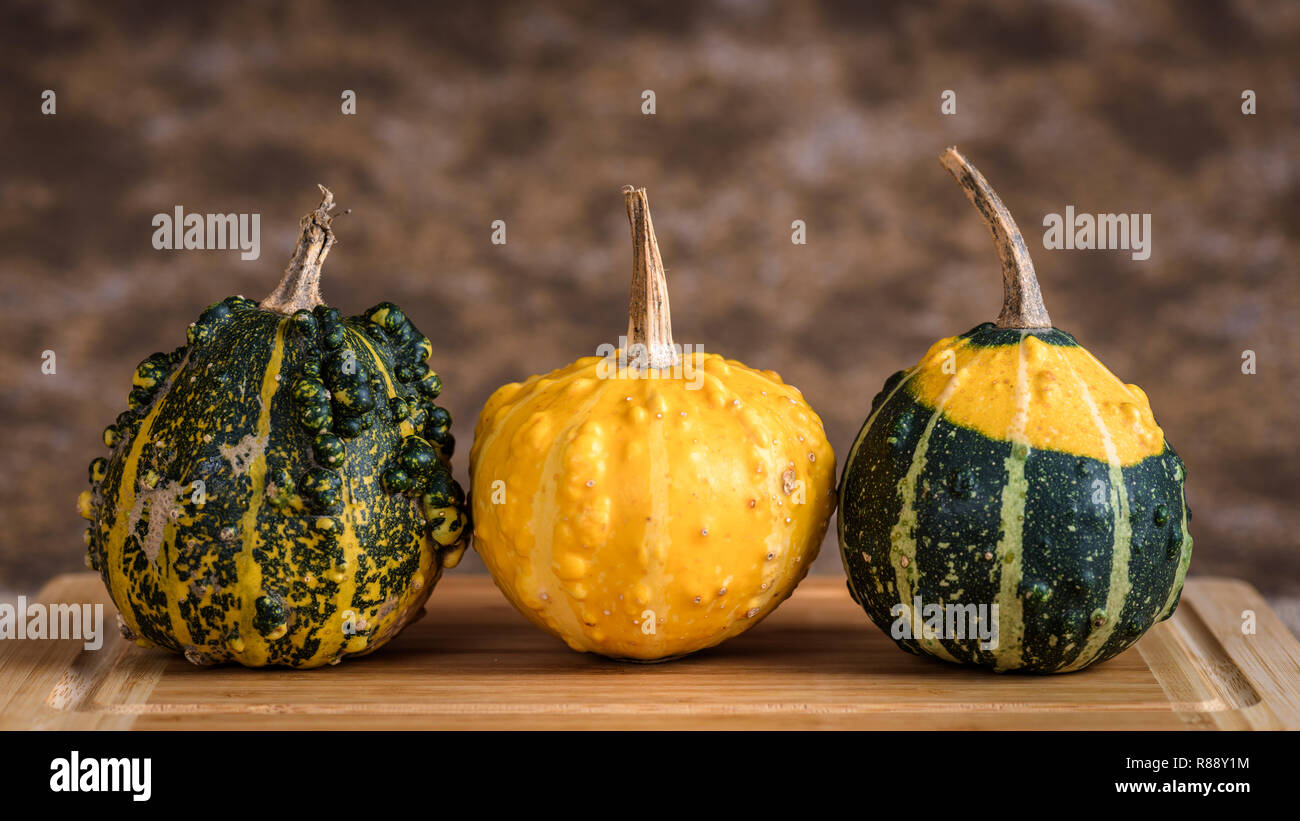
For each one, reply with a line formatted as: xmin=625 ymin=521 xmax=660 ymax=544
xmin=2 ymin=573 xmax=1297 ymax=730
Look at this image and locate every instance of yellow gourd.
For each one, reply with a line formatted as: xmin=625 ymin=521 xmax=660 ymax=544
xmin=469 ymin=187 xmax=837 ymax=660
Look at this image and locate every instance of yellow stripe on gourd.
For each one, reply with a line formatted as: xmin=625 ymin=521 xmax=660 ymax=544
xmin=888 ymin=350 xmax=990 ymax=665
xmin=1056 ymin=346 xmax=1133 ymax=671
xmin=352 ymin=331 xmax=416 ymax=439
xmin=990 ymin=332 xmax=1029 ymax=671
xmin=327 ymin=472 xmax=366 ymax=661
xmin=307 ymin=329 xmax=426 ymax=664
xmin=909 ymin=334 xmax=1164 ymax=465
xmin=104 ymin=351 xmax=191 ymax=642
xmin=232 ymin=320 xmax=288 ymax=666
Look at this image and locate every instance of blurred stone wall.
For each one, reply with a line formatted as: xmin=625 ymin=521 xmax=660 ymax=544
xmin=1 ymin=0 xmax=1296 ymax=600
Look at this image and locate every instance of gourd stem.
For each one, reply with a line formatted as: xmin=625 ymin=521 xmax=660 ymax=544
xmin=260 ymin=184 xmax=337 ymax=315
xmin=940 ymin=147 xmax=1052 ymax=329
xmin=623 ymin=185 xmax=680 ymax=369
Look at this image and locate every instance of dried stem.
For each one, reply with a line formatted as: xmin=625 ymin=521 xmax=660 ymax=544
xmin=260 ymin=184 xmax=337 ymax=315
xmin=940 ymin=147 xmax=1052 ymax=329
xmin=623 ymin=185 xmax=680 ymax=369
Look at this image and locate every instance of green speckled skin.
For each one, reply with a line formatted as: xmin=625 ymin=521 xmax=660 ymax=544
xmin=80 ymin=296 xmax=469 ymax=668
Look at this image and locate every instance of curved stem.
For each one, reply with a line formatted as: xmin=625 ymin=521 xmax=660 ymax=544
xmin=260 ymin=185 xmax=337 ymax=315
xmin=940 ymin=147 xmax=1052 ymax=329
xmin=623 ymin=185 xmax=680 ymax=369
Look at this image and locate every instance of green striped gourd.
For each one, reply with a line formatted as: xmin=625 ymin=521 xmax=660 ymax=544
xmin=77 ymin=187 xmax=469 ymax=668
xmin=838 ymin=149 xmax=1193 ymax=673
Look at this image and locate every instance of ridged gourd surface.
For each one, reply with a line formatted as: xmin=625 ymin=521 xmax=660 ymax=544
xmin=471 ymin=350 xmax=837 ymax=660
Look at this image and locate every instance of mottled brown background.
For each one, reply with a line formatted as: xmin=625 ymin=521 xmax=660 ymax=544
xmin=1 ymin=1 xmax=1297 ymax=627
